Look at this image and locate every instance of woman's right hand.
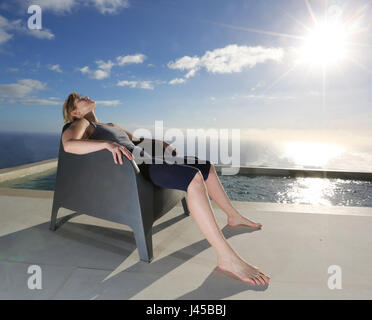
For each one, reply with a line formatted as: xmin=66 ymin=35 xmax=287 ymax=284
xmin=105 ymin=141 xmax=134 ymax=164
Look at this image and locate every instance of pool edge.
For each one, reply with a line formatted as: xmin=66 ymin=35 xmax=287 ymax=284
xmin=0 ymin=158 xmax=57 ymax=183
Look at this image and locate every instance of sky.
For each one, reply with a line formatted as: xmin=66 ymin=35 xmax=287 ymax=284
xmin=0 ymin=0 xmax=371 ymax=170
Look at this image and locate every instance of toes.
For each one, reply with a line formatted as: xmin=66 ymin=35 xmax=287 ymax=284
xmin=259 ymin=272 xmax=270 ymax=284
xmin=251 ymin=273 xmax=264 ymax=285
xmin=249 ymin=277 xmax=260 ymax=285
xmin=250 ymin=221 xmax=262 ymax=228
xmin=246 ymin=278 xmax=256 ymax=285
xmin=256 ymin=275 xmax=267 ymax=285
xmin=227 ymin=217 xmax=263 ymax=228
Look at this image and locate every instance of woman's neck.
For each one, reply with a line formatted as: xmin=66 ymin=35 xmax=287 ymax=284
xmin=84 ymin=111 xmax=98 ymax=123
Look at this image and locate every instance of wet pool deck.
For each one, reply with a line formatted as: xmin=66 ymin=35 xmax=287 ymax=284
xmin=0 ymin=186 xmax=371 ymax=300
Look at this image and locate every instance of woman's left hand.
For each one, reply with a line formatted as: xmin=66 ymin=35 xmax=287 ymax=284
xmin=164 ymin=143 xmax=177 ymax=156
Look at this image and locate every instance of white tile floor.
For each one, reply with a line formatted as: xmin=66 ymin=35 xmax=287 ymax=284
xmin=0 ymin=189 xmax=371 ymax=299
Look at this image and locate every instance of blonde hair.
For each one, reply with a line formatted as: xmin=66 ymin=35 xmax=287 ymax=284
xmin=62 ymin=92 xmax=80 ymax=123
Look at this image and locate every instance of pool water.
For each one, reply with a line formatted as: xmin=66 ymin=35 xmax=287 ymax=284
xmin=0 ymin=168 xmax=57 ymax=191
xmin=1 ymin=168 xmax=372 ymax=207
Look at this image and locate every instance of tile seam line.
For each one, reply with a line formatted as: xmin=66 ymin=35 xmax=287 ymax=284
xmin=0 ymin=259 xmax=117 ymax=272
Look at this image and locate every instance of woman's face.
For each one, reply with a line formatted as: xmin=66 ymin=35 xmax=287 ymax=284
xmin=71 ymin=95 xmax=96 ymax=118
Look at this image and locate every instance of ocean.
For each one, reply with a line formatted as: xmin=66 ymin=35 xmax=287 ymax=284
xmin=0 ymin=131 xmax=60 ymax=170
xmin=1 ymin=131 xmax=372 ymax=208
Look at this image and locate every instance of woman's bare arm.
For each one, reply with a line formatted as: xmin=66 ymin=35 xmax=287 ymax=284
xmin=62 ymin=118 xmax=108 ymax=154
xmin=62 ymin=118 xmax=133 ymax=163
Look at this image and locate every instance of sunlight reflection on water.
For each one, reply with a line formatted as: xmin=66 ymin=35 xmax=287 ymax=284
xmin=219 ymin=175 xmax=372 ymax=207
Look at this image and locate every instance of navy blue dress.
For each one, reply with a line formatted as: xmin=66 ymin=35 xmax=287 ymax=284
xmin=84 ymin=121 xmax=211 ymax=192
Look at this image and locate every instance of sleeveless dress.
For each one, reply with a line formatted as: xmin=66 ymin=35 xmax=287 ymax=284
xmin=66 ymin=120 xmax=211 ymax=192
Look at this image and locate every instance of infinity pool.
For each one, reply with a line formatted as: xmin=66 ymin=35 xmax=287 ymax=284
xmin=1 ymin=168 xmax=372 ymax=208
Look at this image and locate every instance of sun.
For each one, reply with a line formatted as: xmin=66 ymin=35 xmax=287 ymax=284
xmin=297 ymin=20 xmax=348 ymax=67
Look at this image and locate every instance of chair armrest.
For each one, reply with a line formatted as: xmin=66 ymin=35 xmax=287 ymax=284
xmin=61 ymin=147 xmax=139 ymax=173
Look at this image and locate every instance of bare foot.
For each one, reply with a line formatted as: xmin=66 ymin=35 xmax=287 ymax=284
xmin=217 ymin=254 xmax=270 ymax=285
xmin=227 ymin=214 xmax=262 ymax=229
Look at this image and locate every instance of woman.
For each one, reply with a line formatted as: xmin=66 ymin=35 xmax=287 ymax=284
xmin=61 ymin=92 xmax=270 ymax=286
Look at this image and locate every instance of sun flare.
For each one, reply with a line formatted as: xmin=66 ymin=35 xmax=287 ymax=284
xmin=297 ymin=21 xmax=348 ymax=67
xmin=282 ymin=141 xmax=344 ymax=168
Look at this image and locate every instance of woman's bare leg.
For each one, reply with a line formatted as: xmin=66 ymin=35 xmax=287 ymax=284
xmin=186 ymin=171 xmax=270 ymax=285
xmin=204 ymin=164 xmax=262 ymax=228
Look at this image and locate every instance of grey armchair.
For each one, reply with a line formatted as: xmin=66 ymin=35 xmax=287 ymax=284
xmin=50 ymin=123 xmax=190 ymax=263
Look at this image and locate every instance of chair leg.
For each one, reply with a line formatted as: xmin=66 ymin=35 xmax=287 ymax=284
xmin=50 ymin=201 xmax=60 ymax=231
xmin=181 ymin=197 xmax=190 ymax=216
xmin=133 ymin=225 xmax=154 ymax=263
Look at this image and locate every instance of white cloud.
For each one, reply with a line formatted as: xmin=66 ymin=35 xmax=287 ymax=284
xmin=138 ymin=81 xmax=154 ymax=90
xmin=0 ymin=28 xmax=13 ymax=45
xmin=48 ymin=64 xmax=62 ymax=73
xmin=184 ymin=69 xmax=197 ymax=79
xmin=0 ymin=79 xmax=46 ymax=98
xmin=0 ymin=14 xmax=55 ymax=46
xmin=167 ymin=55 xmax=200 ymax=70
xmin=79 ymin=54 xmax=146 ymax=80
xmin=0 ymin=15 xmax=18 ymax=45
xmin=167 ymin=44 xmax=284 ymax=82
xmin=95 ymin=100 xmax=121 ymax=106
xmin=0 ymin=15 xmax=9 ymax=28
xmin=117 ymin=80 xmax=154 ymax=90
xmin=0 ymin=80 xmax=63 ymax=106
xmin=25 ymin=0 xmax=76 ymax=13
xmin=92 ymin=69 xmax=110 ymax=80
xmin=19 ymin=0 xmax=130 ymax=15
xmin=96 ymin=59 xmax=114 ymax=71
xmin=116 ymin=54 xmax=146 ymax=66
xmin=79 ymin=66 xmax=90 ymax=74
xmin=90 ymin=0 xmax=130 ymax=14
xmin=17 ymin=79 xmax=45 ymax=90
xmin=229 ymin=93 xmax=295 ymax=100
xmin=25 ymin=28 xmax=55 ymax=40
xmin=117 ymin=80 xmax=137 ymax=88
xmin=202 ymin=45 xmax=284 ymax=73
xmin=78 ymin=60 xmax=114 ymax=80
xmin=169 ymin=78 xmax=186 ymax=85
xmin=14 ymin=98 xmax=62 ymax=105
